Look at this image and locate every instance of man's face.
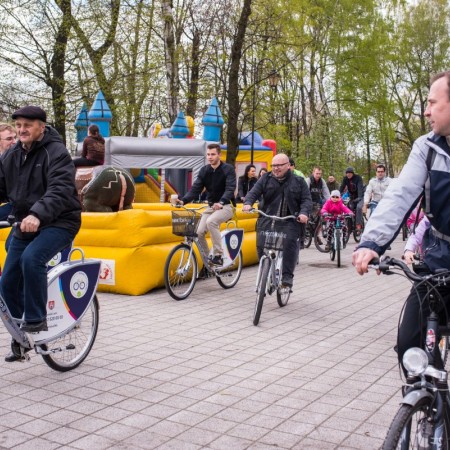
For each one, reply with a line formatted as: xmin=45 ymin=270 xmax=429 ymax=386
xmin=0 ymin=129 xmax=16 ymax=153
xmin=425 ymin=77 xmax=450 ymax=137
xmin=206 ymin=148 xmax=221 ymax=166
xmin=313 ymin=169 xmax=322 ymax=181
xmin=271 ymin=156 xmax=290 ymax=178
xmin=328 ymin=176 xmax=335 ymax=183
xmin=376 ymin=167 xmax=385 ymax=180
xmin=15 ymin=118 xmax=45 ymax=147
xmin=346 ymin=172 xmax=354 ymax=179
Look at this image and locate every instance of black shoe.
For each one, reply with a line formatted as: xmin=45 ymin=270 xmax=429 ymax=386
xmin=209 ymin=255 xmax=223 ymax=266
xmin=21 ymin=320 xmax=48 ymax=333
xmin=198 ymin=267 xmax=210 ymax=279
xmin=5 ymin=340 xmax=32 ymax=362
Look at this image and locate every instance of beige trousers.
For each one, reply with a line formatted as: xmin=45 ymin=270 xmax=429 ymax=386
xmin=197 ymin=205 xmax=233 ymax=257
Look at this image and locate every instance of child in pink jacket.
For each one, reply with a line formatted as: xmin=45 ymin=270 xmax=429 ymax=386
xmin=321 ymin=190 xmax=354 ymax=251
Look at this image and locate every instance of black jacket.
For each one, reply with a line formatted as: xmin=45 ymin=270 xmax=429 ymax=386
xmin=0 ymin=126 xmax=82 ymax=237
xmin=237 ymin=176 xmax=257 ymax=202
xmin=181 ymin=161 xmax=236 ymax=205
xmin=340 ymin=174 xmax=363 ymax=201
xmin=244 ymin=171 xmax=312 ymax=217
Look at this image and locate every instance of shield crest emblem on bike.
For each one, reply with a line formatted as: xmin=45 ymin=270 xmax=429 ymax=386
xmin=209 ymin=228 xmax=244 ymax=269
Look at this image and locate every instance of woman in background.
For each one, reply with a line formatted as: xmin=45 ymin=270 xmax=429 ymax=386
xmin=73 ymin=124 xmax=105 ymax=167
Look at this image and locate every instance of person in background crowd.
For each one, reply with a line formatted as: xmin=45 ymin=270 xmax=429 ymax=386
xmin=288 ymin=157 xmax=306 ymax=179
xmin=0 ymin=123 xmax=16 ymax=156
xmin=258 ymin=167 xmax=268 ymax=179
xmin=363 ymin=164 xmax=391 ymax=215
xmin=237 ymin=164 xmax=257 ymax=203
xmin=327 ymin=175 xmax=339 ymax=192
xmin=340 ymin=167 xmax=364 ymax=228
xmin=73 ymin=124 xmax=105 ymax=167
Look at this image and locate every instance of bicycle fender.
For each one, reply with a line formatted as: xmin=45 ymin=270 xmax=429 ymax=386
xmin=401 ymin=388 xmax=434 ymax=407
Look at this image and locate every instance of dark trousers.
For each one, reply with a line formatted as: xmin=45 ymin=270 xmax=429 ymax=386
xmin=0 ymin=227 xmax=74 ymax=322
xmin=73 ymin=157 xmax=102 ymax=167
xmin=397 ymin=282 xmax=450 ymax=373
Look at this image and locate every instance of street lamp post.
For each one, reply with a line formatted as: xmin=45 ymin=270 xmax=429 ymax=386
xmin=250 ymin=58 xmax=280 ymax=164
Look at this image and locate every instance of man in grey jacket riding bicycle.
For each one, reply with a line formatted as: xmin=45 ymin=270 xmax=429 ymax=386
xmin=353 ymin=71 xmax=450 ymax=372
xmin=243 ymin=154 xmax=312 ymax=289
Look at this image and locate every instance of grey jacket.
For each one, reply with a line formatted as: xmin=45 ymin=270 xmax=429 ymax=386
xmin=358 ymin=132 xmax=450 ymax=271
xmin=363 ymin=176 xmax=392 ymax=204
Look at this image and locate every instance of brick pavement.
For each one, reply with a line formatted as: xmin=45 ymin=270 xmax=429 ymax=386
xmin=0 ymin=237 xmax=411 ymax=449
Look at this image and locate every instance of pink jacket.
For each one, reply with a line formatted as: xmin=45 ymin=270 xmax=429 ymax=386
xmin=321 ymin=199 xmax=353 ymax=217
xmin=404 ymin=216 xmax=430 ymax=254
xmin=406 ymin=207 xmax=425 ymax=229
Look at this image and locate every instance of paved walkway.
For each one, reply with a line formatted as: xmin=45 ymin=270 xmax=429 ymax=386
xmin=0 ymin=237 xmax=411 ymax=449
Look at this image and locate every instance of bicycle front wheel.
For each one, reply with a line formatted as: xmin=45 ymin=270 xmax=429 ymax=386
xmin=42 ymin=295 xmax=99 ymax=372
xmin=303 ymin=225 xmax=313 ymax=248
xmin=336 ymin=230 xmax=341 ymax=268
xmin=216 ymin=250 xmax=243 ymax=289
xmin=254 ymin=257 xmax=270 ymax=326
xmin=164 ymin=244 xmax=198 ymax=300
xmin=382 ymin=398 xmax=446 ymax=450
xmin=353 ymin=220 xmax=364 ymax=243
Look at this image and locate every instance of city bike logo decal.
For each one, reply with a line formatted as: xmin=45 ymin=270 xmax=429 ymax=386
xmin=48 ymin=300 xmax=55 ymax=310
xmin=426 ymin=328 xmax=436 ymax=352
xmin=229 ymin=234 xmax=239 ymax=250
xmin=48 ymin=252 xmax=62 ymax=267
xmin=70 ymin=272 xmax=88 ymax=299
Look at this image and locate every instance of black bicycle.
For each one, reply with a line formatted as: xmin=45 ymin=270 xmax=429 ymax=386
xmin=343 ymin=197 xmax=364 ymax=243
xmin=304 ymin=203 xmax=322 ymax=249
xmin=374 ymin=257 xmax=450 ymax=449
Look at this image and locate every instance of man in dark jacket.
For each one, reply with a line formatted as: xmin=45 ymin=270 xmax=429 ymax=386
xmin=243 ymin=154 xmax=312 ymax=288
xmin=0 ymin=106 xmax=81 ymax=358
xmin=177 ymin=143 xmax=235 ymax=266
xmin=340 ymin=167 xmax=364 ymax=227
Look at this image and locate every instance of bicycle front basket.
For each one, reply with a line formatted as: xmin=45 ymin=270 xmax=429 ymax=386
xmin=171 ymin=210 xmax=201 ymax=237
xmin=257 ymin=221 xmax=290 ymax=251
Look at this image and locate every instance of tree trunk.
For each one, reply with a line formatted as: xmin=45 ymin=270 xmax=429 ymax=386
xmin=162 ymin=0 xmax=179 ymax=124
xmin=186 ymin=29 xmax=200 ymax=118
xmin=226 ymin=0 xmax=252 ymax=167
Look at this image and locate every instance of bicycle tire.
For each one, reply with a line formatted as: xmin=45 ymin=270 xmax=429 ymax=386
xmin=314 ymin=221 xmax=329 ymax=253
xmin=304 ymin=225 xmax=313 ymax=248
xmin=402 ymin=224 xmax=408 ymax=241
xmin=382 ymin=397 xmax=445 ymax=450
xmin=276 ymin=285 xmax=291 ymax=307
xmin=164 ymin=244 xmax=197 ymax=300
xmin=216 ymin=250 xmax=242 ymax=289
xmin=336 ymin=229 xmax=341 ymax=268
xmin=42 ymin=295 xmax=99 ymax=372
xmin=253 ymin=257 xmax=270 ymax=326
xmin=344 ymin=217 xmax=352 ymax=245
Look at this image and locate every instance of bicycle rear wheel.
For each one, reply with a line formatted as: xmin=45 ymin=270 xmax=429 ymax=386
xmin=164 ymin=244 xmax=197 ymax=300
xmin=42 ymin=295 xmax=99 ymax=372
xmin=382 ymin=398 xmax=446 ymax=450
xmin=216 ymin=250 xmax=242 ymax=289
xmin=254 ymin=257 xmax=270 ymax=326
xmin=277 ymin=285 xmax=291 ymax=307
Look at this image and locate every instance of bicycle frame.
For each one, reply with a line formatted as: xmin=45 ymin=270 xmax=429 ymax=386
xmin=0 ymin=248 xmax=101 ymax=350
xmin=255 ymin=249 xmax=283 ymax=295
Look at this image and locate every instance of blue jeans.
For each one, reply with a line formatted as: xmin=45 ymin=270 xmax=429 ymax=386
xmin=0 ymin=227 xmax=74 ymax=322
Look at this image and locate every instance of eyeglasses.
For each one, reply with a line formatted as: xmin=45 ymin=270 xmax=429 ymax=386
xmin=0 ymin=137 xmax=16 ymax=142
xmin=376 ymin=170 xmax=385 ymax=173
xmin=331 ymin=196 xmax=340 ymax=199
xmin=272 ymin=163 xmax=289 ymax=169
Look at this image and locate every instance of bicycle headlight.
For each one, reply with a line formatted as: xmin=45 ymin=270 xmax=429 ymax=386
xmin=403 ymin=347 xmax=428 ymax=376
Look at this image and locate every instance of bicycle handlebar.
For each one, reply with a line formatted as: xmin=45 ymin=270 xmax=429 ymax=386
xmin=172 ymin=204 xmax=208 ymax=212
xmin=368 ymin=256 xmax=449 ymax=284
xmin=246 ymin=209 xmax=297 ymax=221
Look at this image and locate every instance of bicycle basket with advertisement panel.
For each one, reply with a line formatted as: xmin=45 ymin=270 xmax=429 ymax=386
xmin=171 ymin=210 xmax=201 ymax=237
xmin=257 ymin=220 xmax=291 ymax=251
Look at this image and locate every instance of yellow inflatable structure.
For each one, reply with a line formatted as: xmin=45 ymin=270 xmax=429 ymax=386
xmin=0 ymin=205 xmax=258 ymax=296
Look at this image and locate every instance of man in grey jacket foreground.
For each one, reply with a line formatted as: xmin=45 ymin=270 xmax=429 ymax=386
xmin=353 ymin=71 xmax=450 ymax=372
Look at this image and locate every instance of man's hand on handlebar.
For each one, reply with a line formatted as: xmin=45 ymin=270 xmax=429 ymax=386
xmin=20 ymin=214 xmax=40 ymax=233
xmin=297 ymin=214 xmax=308 ymax=224
xmin=352 ymin=248 xmax=379 ymax=275
xmin=242 ymin=204 xmax=253 ymax=212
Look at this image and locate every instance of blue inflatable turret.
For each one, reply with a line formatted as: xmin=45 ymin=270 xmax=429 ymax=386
xmin=202 ymin=97 xmax=224 ymax=142
xmin=74 ymin=103 xmax=89 ymax=143
xmin=88 ymin=90 xmax=112 ymax=137
xmin=170 ymin=111 xmax=189 ymax=139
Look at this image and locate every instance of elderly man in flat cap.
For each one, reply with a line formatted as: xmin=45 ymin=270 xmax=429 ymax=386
xmin=0 ymin=106 xmax=81 ymax=361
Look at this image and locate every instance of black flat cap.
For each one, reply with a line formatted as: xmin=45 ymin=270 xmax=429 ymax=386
xmin=12 ymin=106 xmax=47 ymax=122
